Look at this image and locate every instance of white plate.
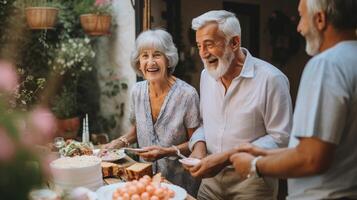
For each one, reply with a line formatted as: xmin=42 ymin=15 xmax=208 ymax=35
xmin=99 ymin=150 xmax=126 ymax=162
xmin=122 ymin=147 xmax=149 ymax=153
xmin=92 ymin=149 xmax=100 ymax=156
xmin=96 ymin=182 xmax=187 ymax=200
xmin=178 ymin=158 xmax=201 ymax=166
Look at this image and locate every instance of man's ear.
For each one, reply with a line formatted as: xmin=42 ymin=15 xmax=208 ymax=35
xmin=315 ymin=11 xmax=327 ymax=31
xmin=230 ymin=36 xmax=241 ymax=51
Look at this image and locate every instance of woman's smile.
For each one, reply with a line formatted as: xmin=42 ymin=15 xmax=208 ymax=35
xmin=146 ymin=67 xmax=160 ymax=72
xmin=139 ymin=48 xmax=169 ymax=81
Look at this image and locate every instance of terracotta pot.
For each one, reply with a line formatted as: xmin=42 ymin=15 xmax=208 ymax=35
xmin=80 ymin=14 xmax=111 ymax=36
xmin=91 ymin=133 xmax=109 ymax=145
xmin=25 ymin=7 xmax=59 ymax=29
xmin=56 ymin=117 xmax=80 ymax=139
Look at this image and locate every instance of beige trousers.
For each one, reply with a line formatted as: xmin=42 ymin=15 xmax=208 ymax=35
xmin=197 ymin=166 xmax=277 ymax=200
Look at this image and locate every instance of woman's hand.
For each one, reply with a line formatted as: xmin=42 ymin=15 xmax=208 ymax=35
xmin=138 ymin=145 xmax=172 ymax=161
xmin=99 ymin=139 xmax=125 ymax=155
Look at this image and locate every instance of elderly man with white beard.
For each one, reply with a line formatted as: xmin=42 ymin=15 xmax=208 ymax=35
xmin=185 ymin=10 xmax=293 ymax=200
xmin=230 ymin=0 xmax=357 ymax=199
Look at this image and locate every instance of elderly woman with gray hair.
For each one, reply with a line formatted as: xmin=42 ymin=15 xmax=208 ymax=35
xmin=102 ymin=29 xmax=203 ymax=195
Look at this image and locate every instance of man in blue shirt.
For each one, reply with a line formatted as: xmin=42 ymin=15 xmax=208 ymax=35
xmin=230 ymin=0 xmax=357 ymax=199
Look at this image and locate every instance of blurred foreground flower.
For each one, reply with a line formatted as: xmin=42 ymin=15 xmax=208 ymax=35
xmin=0 ymin=127 xmax=16 ymax=161
xmin=0 ymin=60 xmax=57 ymax=199
xmin=29 ymin=107 xmax=57 ymax=143
xmin=0 ymin=60 xmax=18 ymax=93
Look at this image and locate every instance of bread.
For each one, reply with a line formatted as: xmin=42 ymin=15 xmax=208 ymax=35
xmin=101 ymin=162 xmax=124 ymax=178
xmin=125 ymin=162 xmax=152 ymax=180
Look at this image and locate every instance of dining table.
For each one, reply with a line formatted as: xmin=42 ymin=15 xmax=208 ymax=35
xmin=103 ymin=155 xmax=196 ymax=200
xmin=42 ymin=143 xmax=197 ymax=200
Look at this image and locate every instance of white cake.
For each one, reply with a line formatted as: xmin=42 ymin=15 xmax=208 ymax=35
xmin=50 ymin=155 xmax=103 ymax=191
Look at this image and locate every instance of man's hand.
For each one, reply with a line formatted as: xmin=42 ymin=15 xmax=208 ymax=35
xmin=182 ymin=141 xmax=207 ymax=170
xmin=230 ymin=152 xmax=255 ymax=180
xmin=138 ymin=145 xmax=171 ymax=161
xmin=186 ymin=151 xmax=231 ymax=178
xmin=235 ymin=143 xmax=267 ymax=156
xmin=190 ymin=141 xmax=207 ymax=159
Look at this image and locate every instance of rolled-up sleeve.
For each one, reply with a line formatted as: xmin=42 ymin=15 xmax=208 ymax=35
xmin=188 ymin=126 xmax=205 ymax=151
xmin=252 ymin=74 xmax=292 ymax=149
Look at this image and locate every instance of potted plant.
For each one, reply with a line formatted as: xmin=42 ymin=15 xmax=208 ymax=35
xmin=49 ymin=36 xmax=95 ymax=139
xmin=74 ymin=0 xmax=112 ymax=36
xmin=21 ymin=0 xmax=60 ymax=29
xmin=51 ymin=85 xmax=80 ymax=139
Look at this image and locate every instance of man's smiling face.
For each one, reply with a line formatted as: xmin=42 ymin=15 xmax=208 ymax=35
xmin=196 ymin=22 xmax=234 ymax=79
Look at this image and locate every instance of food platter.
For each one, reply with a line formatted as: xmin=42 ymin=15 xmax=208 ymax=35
xmin=122 ymin=147 xmax=149 ymax=153
xmin=96 ymin=182 xmax=187 ymax=200
xmin=94 ymin=149 xmax=126 ymax=162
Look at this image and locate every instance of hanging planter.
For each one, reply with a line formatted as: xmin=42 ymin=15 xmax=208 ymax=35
xmin=80 ymin=14 xmax=111 ymax=36
xmin=25 ymin=7 xmax=59 ymax=29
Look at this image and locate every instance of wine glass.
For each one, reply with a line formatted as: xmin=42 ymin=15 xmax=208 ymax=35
xmin=53 ymin=137 xmax=65 ymax=150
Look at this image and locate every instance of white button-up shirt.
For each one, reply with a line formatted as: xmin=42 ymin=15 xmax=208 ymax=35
xmin=190 ymin=48 xmax=292 ymax=153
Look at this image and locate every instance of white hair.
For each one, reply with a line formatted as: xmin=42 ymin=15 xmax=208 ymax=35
xmin=191 ymin=10 xmax=241 ymax=41
xmin=306 ymin=0 xmax=330 ymax=16
xmin=130 ymin=29 xmax=178 ymax=77
xmin=306 ymin=0 xmax=357 ymax=30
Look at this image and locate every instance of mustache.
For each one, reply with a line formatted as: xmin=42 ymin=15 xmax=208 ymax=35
xmin=204 ymin=56 xmax=218 ymax=63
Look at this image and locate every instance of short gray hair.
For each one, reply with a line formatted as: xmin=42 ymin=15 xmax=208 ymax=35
xmin=306 ymin=0 xmax=357 ymax=30
xmin=130 ymin=29 xmax=179 ymax=77
xmin=191 ymin=10 xmax=241 ymax=41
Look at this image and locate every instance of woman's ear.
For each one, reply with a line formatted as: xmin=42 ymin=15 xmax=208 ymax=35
xmin=230 ymin=36 xmax=241 ymax=51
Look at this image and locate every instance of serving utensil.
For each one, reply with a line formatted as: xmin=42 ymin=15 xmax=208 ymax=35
xmin=172 ymin=145 xmax=187 ymax=159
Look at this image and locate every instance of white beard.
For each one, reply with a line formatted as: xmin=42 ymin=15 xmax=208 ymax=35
xmin=305 ymin=21 xmax=322 ymax=56
xmin=203 ymin=48 xmax=235 ymax=80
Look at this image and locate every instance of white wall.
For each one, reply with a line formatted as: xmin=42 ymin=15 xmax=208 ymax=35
xmin=97 ymin=0 xmax=136 ymax=139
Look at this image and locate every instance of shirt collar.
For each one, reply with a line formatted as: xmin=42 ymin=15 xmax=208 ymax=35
xmin=239 ymin=48 xmax=255 ymax=78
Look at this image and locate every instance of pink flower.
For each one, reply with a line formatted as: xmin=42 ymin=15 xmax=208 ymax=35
xmin=27 ymin=107 xmax=58 ymax=144
xmin=40 ymin=153 xmax=58 ymax=179
xmin=0 ymin=60 xmax=18 ymax=93
xmin=95 ymin=0 xmax=110 ymax=6
xmin=0 ymin=127 xmax=16 ymax=161
xmin=20 ymin=107 xmax=57 ymax=146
